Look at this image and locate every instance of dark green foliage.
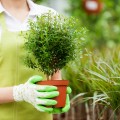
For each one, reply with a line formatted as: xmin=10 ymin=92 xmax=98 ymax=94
xmin=23 ymin=12 xmax=87 ymax=76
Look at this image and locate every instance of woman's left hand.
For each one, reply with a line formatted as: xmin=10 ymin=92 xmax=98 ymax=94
xmin=49 ymin=87 xmax=72 ymax=114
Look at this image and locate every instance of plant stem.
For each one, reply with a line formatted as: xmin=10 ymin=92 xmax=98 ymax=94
xmin=114 ymin=112 xmax=117 ymax=120
xmin=47 ymin=75 xmax=49 ymax=80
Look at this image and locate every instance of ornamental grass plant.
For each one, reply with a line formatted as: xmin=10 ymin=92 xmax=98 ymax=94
xmin=86 ymin=47 xmax=120 ymax=114
xmin=62 ymin=46 xmax=120 ymax=119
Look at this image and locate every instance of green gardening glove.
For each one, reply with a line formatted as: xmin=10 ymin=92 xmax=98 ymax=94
xmin=13 ymin=75 xmax=59 ymax=112
xmin=49 ymin=87 xmax=72 ymax=114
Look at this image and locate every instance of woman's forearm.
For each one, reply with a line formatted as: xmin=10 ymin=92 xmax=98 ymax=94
xmin=0 ymin=87 xmax=14 ymax=104
xmin=0 ymin=71 xmax=62 ymax=104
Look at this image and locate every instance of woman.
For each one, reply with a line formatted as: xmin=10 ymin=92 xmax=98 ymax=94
xmin=0 ymin=0 xmax=71 ymax=120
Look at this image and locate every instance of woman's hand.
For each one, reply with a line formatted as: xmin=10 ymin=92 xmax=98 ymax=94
xmin=13 ymin=75 xmax=59 ymax=112
xmin=50 ymin=70 xmax=72 ymax=114
xmin=49 ymin=87 xmax=72 ymax=114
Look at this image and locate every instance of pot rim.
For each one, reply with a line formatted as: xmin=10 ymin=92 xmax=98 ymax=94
xmin=37 ymin=80 xmax=69 ymax=86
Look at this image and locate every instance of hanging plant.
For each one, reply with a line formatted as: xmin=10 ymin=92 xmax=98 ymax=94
xmin=82 ymin=0 xmax=103 ymax=14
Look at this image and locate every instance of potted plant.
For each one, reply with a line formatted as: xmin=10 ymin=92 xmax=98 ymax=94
xmin=23 ymin=11 xmax=87 ymax=108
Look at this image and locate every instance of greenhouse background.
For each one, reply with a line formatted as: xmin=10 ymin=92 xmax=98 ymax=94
xmin=34 ymin=0 xmax=120 ymax=119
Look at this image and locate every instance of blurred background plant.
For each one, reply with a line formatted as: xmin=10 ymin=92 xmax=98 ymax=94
xmin=62 ymin=46 xmax=120 ymax=119
xmin=67 ymin=0 xmax=120 ymax=48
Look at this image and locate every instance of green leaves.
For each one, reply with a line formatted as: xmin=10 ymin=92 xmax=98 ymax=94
xmin=63 ymin=47 xmax=120 ymax=112
xmin=23 ymin=11 xmax=87 ymax=76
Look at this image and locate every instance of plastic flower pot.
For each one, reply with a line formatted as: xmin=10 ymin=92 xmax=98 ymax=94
xmin=82 ymin=0 xmax=103 ymax=14
xmin=37 ymin=80 xmax=69 ymax=108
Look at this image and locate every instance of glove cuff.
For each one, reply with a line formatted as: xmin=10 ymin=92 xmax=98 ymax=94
xmin=13 ymin=84 xmax=24 ymax=102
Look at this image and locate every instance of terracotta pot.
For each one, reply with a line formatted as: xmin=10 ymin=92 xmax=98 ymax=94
xmin=37 ymin=80 xmax=69 ymax=108
xmin=82 ymin=0 xmax=103 ymax=14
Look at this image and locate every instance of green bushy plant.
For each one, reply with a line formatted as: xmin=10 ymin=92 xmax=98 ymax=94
xmin=23 ymin=12 xmax=87 ymax=79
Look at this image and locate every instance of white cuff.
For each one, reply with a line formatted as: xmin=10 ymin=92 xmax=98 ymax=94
xmin=13 ymin=84 xmax=24 ymax=102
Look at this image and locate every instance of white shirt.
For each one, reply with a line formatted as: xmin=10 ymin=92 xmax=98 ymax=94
xmin=0 ymin=0 xmax=57 ymax=34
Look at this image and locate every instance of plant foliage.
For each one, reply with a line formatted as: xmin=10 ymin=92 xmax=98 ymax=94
xmin=23 ymin=12 xmax=87 ymax=76
xmin=63 ymin=46 xmax=120 ymax=112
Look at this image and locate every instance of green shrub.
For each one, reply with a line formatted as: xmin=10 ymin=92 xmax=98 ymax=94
xmin=23 ymin=12 xmax=87 ymax=78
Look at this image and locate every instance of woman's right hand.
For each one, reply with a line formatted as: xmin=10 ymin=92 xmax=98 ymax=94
xmin=13 ymin=75 xmax=59 ymax=112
